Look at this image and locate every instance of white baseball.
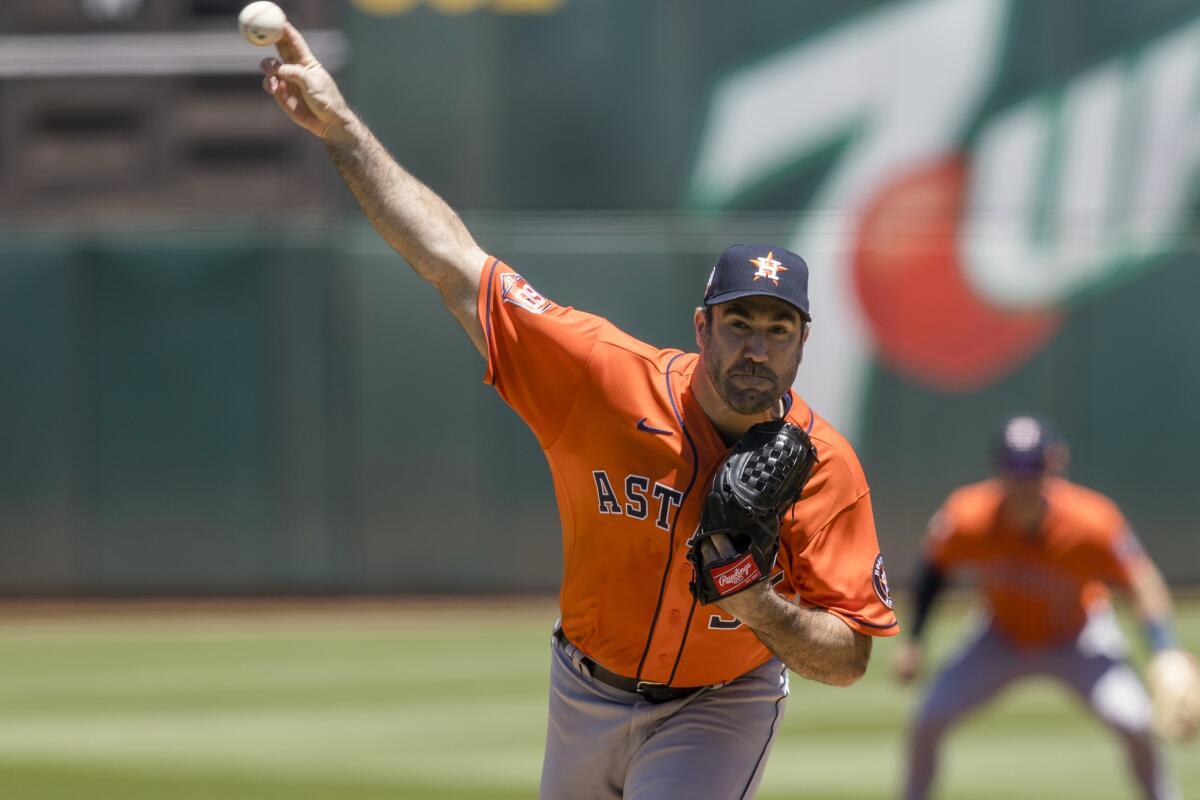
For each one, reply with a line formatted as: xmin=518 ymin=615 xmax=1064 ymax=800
xmin=238 ymin=1 xmax=287 ymax=47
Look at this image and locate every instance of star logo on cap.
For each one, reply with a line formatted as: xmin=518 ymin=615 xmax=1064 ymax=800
xmin=749 ymin=252 xmax=787 ymax=285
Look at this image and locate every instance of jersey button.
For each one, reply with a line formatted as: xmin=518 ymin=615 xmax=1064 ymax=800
xmin=669 ymin=609 xmax=681 ymax=620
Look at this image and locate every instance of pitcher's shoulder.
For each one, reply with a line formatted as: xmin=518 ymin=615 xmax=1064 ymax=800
xmin=799 ymin=411 xmax=870 ymax=499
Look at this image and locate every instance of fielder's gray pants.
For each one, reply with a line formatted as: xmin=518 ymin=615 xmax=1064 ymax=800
xmin=902 ymin=611 xmax=1179 ymax=800
xmin=540 ymin=632 xmax=789 ymax=799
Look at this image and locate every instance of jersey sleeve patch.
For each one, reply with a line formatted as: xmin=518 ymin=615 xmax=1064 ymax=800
xmin=872 ymin=553 xmax=894 ymax=609
xmin=501 ymin=272 xmax=553 ymax=314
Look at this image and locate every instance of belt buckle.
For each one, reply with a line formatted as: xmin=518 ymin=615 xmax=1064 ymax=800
xmin=635 ymin=680 xmax=668 ymax=702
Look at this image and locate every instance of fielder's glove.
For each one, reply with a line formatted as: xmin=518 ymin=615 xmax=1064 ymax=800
xmin=1147 ymin=649 xmax=1200 ymax=743
xmin=688 ymin=420 xmax=817 ymax=605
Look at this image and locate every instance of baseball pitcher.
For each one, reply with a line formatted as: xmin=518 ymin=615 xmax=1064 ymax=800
xmin=260 ymin=24 xmax=899 ymax=799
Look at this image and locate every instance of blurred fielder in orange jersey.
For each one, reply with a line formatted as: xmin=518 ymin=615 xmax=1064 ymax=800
xmin=894 ymin=415 xmax=1200 ymax=800
xmin=259 ymin=22 xmax=898 ymax=800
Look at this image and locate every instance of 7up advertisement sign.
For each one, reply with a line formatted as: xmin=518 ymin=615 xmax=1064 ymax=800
xmin=690 ymin=0 xmax=1199 ymax=440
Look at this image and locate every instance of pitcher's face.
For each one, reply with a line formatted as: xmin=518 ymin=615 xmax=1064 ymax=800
xmin=697 ymin=296 xmax=808 ymax=415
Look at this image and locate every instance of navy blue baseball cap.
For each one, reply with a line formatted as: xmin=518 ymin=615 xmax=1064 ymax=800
xmin=993 ymin=415 xmax=1066 ymax=477
xmin=703 ymin=244 xmax=811 ymax=320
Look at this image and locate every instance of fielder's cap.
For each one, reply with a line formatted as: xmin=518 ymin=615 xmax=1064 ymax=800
xmin=993 ymin=415 xmax=1065 ymax=477
xmin=703 ymin=244 xmax=811 ymax=320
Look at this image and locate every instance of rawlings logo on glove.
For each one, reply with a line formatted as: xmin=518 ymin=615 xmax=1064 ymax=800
xmin=688 ymin=420 xmax=817 ymax=606
xmin=712 ymin=555 xmax=764 ymax=593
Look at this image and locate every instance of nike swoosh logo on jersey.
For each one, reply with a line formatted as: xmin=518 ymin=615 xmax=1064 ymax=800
xmin=636 ymin=418 xmax=673 ymax=436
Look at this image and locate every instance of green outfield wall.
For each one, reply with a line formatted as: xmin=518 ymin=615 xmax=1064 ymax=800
xmin=2 ymin=218 xmax=1197 ymax=592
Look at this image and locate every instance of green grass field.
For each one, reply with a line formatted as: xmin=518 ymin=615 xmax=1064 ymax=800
xmin=0 ymin=597 xmax=1196 ymax=799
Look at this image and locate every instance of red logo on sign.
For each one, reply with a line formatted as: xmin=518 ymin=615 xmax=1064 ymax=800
xmin=711 ymin=554 xmax=762 ymax=595
xmin=852 ymin=158 xmax=1060 ymax=391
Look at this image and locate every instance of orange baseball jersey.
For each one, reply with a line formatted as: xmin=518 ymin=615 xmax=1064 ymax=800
xmin=478 ymin=257 xmax=898 ymax=687
xmin=926 ymin=477 xmax=1148 ymax=648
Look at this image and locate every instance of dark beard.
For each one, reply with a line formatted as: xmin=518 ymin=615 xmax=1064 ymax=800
xmin=707 ymin=360 xmax=789 ymax=415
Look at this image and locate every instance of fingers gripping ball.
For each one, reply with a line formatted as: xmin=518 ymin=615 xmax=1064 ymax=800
xmin=239 ymin=1 xmax=287 ymax=46
xmin=1148 ymin=649 xmax=1200 ymax=743
xmin=689 ymin=420 xmax=818 ymax=605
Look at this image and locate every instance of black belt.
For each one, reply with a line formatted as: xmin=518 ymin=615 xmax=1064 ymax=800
xmin=553 ymin=627 xmax=712 ymax=704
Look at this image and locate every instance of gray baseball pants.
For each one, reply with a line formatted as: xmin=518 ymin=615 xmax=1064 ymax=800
xmin=540 ymin=631 xmax=789 ymax=799
xmin=902 ymin=610 xmax=1179 ymax=800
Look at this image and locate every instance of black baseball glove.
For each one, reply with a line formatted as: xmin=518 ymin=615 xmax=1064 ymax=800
xmin=688 ymin=420 xmax=818 ymax=605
